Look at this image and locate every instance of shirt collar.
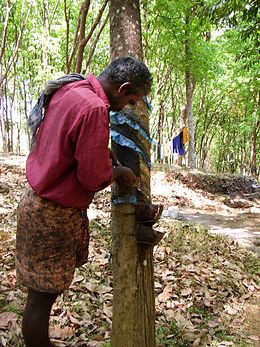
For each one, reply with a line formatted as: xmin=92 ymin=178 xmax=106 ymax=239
xmin=86 ymin=73 xmax=110 ymax=109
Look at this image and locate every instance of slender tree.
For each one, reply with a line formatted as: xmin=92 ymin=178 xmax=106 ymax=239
xmin=110 ymin=1 xmax=155 ymax=346
xmin=65 ymin=0 xmax=108 ymax=73
xmin=0 ymin=0 xmax=32 ymax=152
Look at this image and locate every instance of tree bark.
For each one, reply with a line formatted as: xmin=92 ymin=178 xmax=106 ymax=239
xmin=185 ymin=69 xmax=196 ymax=169
xmin=111 ymin=200 xmax=155 ymax=347
xmin=110 ymin=0 xmax=143 ymax=60
xmin=74 ymin=0 xmax=91 ymax=73
xmin=250 ymin=120 xmax=259 ymax=177
xmin=64 ymin=0 xmax=70 ymax=73
xmin=110 ymin=1 xmax=155 ymax=346
xmin=185 ymin=15 xmax=196 ymax=169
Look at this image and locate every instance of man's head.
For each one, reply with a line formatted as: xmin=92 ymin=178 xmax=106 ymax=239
xmin=98 ymin=56 xmax=153 ymax=111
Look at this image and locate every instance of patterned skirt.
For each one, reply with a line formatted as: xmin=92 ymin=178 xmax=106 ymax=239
xmin=16 ymin=186 xmax=89 ymax=293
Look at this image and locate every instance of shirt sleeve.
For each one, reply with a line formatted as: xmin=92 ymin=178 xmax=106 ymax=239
xmin=73 ymin=106 xmax=113 ymax=192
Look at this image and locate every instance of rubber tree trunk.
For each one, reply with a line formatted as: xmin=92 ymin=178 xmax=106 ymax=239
xmin=185 ymin=14 xmax=196 ymax=169
xmin=110 ymin=1 xmax=155 ymax=346
xmin=250 ymin=91 xmax=259 ymax=177
xmin=185 ymin=68 xmax=196 ymax=169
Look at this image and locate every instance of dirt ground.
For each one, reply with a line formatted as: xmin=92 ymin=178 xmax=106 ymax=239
xmin=151 ymin=168 xmax=260 ymax=255
xmin=0 ymin=154 xmax=259 ymax=346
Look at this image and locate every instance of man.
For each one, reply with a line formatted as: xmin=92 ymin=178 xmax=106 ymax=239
xmin=16 ymin=56 xmax=153 ymax=347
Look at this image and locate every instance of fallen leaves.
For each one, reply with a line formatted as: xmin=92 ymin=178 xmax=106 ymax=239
xmin=84 ymin=283 xmax=113 ymax=295
xmin=0 ymin=160 xmax=259 ymax=347
xmin=50 ymin=325 xmax=75 ymax=340
xmin=0 ymin=312 xmax=18 ymax=328
xmin=181 ymin=288 xmax=193 ymax=297
xmin=153 ymin=221 xmax=260 ymax=345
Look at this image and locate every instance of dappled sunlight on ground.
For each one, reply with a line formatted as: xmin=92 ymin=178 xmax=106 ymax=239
xmin=151 ymin=169 xmax=260 ymax=255
xmin=0 ymin=155 xmax=259 ymax=346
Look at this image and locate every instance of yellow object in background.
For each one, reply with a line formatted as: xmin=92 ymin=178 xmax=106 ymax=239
xmin=183 ymin=127 xmax=188 ymax=144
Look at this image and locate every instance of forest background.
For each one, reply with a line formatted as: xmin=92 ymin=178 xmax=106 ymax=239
xmin=0 ymin=0 xmax=259 ymax=174
xmin=0 ymin=1 xmax=260 ymax=346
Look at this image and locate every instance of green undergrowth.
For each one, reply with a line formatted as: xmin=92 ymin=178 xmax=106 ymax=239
xmin=157 ymin=321 xmax=190 ymax=347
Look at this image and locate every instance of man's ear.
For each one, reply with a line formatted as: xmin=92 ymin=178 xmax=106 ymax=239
xmin=117 ymin=82 xmax=131 ymax=95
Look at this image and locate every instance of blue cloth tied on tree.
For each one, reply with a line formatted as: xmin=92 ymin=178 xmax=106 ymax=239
xmin=111 ymin=196 xmax=138 ymax=205
xmin=110 ymin=111 xmax=156 ymax=145
xmin=110 ymin=130 xmax=151 ymax=167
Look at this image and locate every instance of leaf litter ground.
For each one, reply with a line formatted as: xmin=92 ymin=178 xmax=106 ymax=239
xmin=0 ymin=156 xmax=259 ymax=347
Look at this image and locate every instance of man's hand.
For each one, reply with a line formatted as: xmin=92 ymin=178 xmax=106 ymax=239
xmin=110 ymin=149 xmax=138 ymax=186
xmin=113 ymin=166 xmax=138 ymax=186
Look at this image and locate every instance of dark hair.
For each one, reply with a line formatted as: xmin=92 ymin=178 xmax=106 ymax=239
xmin=99 ymin=56 xmax=153 ymax=95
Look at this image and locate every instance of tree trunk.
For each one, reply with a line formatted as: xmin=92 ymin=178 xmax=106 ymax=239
xmin=185 ymin=67 xmax=196 ymax=169
xmin=250 ymin=120 xmax=259 ymax=177
xmin=75 ymin=0 xmax=108 ymax=73
xmin=110 ymin=1 xmax=143 ymax=60
xmin=250 ymin=92 xmax=260 ymax=177
xmin=110 ymin=1 xmax=155 ymax=346
xmin=111 ymin=192 xmax=155 ymax=347
xmin=185 ymin=14 xmax=196 ymax=169
xmin=177 ymin=105 xmax=187 ymax=166
xmin=66 ymin=0 xmax=108 ymax=73
xmin=75 ymin=0 xmax=91 ymax=73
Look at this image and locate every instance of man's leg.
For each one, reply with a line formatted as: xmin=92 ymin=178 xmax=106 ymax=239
xmin=22 ymin=288 xmax=60 ymax=347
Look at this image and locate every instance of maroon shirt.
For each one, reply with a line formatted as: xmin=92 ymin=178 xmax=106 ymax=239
xmin=26 ymin=74 xmax=113 ymax=209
